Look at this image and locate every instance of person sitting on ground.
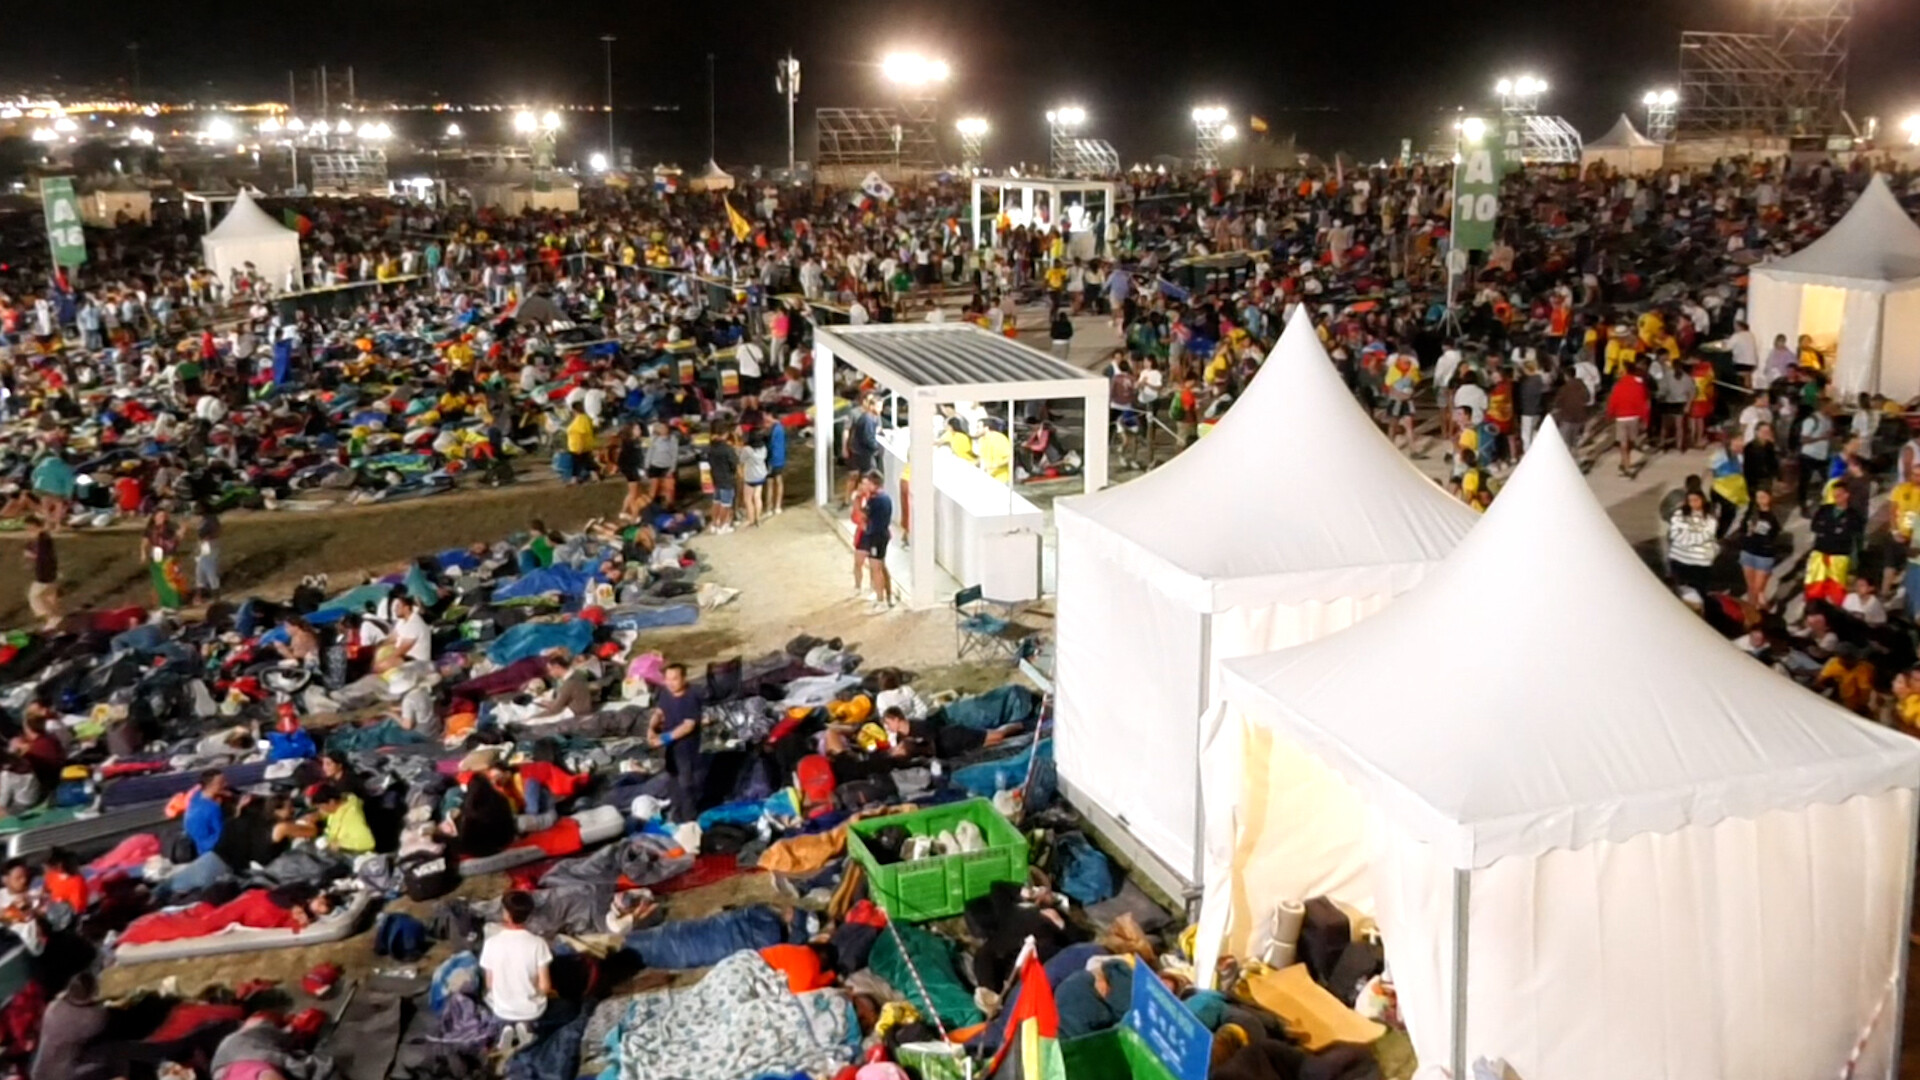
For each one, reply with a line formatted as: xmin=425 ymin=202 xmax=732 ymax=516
xmin=0 ymin=752 xmax=45 ymax=817
xmin=480 ymin=890 xmax=552 ymax=1037
xmin=871 ymin=670 xmax=927 ymax=721
xmin=31 ymin=972 xmax=112 ymax=1080
xmin=525 ymin=653 xmax=596 ymax=723
xmin=306 ymin=784 xmax=375 ymax=855
xmin=183 ymin=769 xmax=231 ymax=858
xmin=1816 ymin=643 xmax=1877 ymax=716
xmin=448 ymin=770 xmax=518 ymax=858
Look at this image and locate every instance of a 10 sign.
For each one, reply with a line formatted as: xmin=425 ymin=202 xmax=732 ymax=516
xmin=1451 ymin=147 xmax=1498 ymax=253
xmin=40 ymin=177 xmax=87 ymax=269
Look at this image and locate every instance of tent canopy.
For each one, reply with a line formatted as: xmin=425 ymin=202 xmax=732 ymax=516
xmin=1219 ymin=422 xmax=1920 ymax=870
xmin=205 ymin=190 xmax=295 ymax=243
xmin=1586 ymin=114 xmax=1659 ymax=148
xmin=1060 ymin=307 xmax=1475 ymax=611
xmin=1759 ymin=174 xmax=1920 ymax=286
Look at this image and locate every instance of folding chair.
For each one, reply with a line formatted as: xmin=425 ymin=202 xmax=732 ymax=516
xmin=955 ymin=586 xmax=1026 ymax=661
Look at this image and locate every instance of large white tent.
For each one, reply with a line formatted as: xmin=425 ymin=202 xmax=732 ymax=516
xmin=1196 ymin=422 xmax=1920 ymax=1080
xmin=1053 ymin=308 xmax=1476 ymax=892
xmin=1748 ymin=174 xmax=1920 ymax=401
xmin=1581 ymin=114 xmax=1663 ymax=175
xmin=200 ymin=190 xmax=302 ymax=291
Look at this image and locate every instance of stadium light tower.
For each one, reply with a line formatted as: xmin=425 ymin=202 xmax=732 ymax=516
xmin=956 ymin=116 xmax=989 ymax=169
xmin=1495 ymin=73 xmax=1547 ymax=114
xmin=880 ymin=51 xmax=948 ymax=170
xmin=1191 ymin=105 xmax=1229 ymax=169
xmin=1643 ymin=87 xmax=1679 ymax=142
xmin=1046 ymin=105 xmax=1086 ymax=174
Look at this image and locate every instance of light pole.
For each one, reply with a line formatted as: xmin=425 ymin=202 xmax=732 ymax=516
xmin=775 ymin=53 xmax=801 ymax=176
xmin=1046 ymin=105 xmax=1085 ymax=175
xmin=1191 ymin=105 xmax=1228 ymax=170
xmin=956 ymin=116 xmax=988 ymax=170
xmin=1642 ymin=88 xmax=1678 ymax=142
xmin=601 ymin=34 xmax=617 ymax=168
xmin=516 ymin=109 xmax=561 ymax=171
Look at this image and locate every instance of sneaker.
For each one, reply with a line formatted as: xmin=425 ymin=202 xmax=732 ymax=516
xmin=866 ymin=599 xmax=893 ymax=615
xmin=934 ymin=829 xmax=960 ymax=856
xmin=954 ymin=821 xmax=986 ymax=853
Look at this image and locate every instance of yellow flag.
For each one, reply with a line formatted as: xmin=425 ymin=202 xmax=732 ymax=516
xmin=725 ymin=196 xmax=753 ymax=242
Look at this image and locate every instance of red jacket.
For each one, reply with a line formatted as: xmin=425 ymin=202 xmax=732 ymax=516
xmin=1605 ymin=375 xmax=1650 ymax=422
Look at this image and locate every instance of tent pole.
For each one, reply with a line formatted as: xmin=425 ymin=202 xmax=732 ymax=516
xmin=1888 ymin=788 xmax=1920 ymax=1080
xmin=1192 ymin=614 xmax=1211 ymax=895
xmin=1451 ymin=867 xmax=1471 ymax=1080
xmin=813 ymin=342 xmax=833 ymax=508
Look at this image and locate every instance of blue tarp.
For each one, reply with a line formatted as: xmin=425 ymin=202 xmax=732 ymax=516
xmin=486 ymin=619 xmax=594 ymax=665
xmin=493 ymin=565 xmax=592 ymax=603
xmin=950 ymin=738 xmax=1055 ymax=809
xmin=317 ymin=583 xmax=394 ymax=616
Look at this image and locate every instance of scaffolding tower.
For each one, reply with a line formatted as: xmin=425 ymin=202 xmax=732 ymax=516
xmin=815 ymin=106 xmax=940 ymax=168
xmin=309 ymin=150 xmax=388 ymax=194
xmin=1677 ymin=0 xmax=1851 ymax=136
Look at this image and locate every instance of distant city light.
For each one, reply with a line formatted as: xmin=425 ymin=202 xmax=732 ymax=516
xmin=881 ymin=52 xmax=951 ymax=87
xmin=445 ymin=122 xmax=462 ymax=137
xmin=51 ymin=117 xmax=78 ymax=133
xmin=127 ymin=126 xmax=154 ymax=144
xmin=29 ymin=128 xmax=56 ymax=143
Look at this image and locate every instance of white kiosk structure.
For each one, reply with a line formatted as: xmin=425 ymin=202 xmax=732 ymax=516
xmin=970 ymin=176 xmax=1118 ymax=262
xmin=812 ymin=324 xmax=1108 ymax=608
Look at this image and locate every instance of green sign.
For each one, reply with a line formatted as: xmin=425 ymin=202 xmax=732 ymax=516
xmin=1498 ymin=115 xmax=1525 ymax=175
xmin=1452 ymin=145 xmax=1498 ymax=253
xmin=41 ymin=177 xmax=86 ymax=268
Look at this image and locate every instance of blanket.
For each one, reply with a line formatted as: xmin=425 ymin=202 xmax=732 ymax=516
xmin=869 ymin=923 xmax=983 ymax=1029
xmin=612 ymin=952 xmax=855 ymax=1080
xmin=941 ymin=684 xmax=1036 ymax=732
xmin=487 ymin=620 xmax=595 ymax=665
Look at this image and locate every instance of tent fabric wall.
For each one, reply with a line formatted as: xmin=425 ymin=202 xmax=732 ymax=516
xmin=1880 ymin=286 xmax=1920 ymax=401
xmin=1582 ymin=146 xmax=1663 ymax=175
xmin=1373 ymin=788 xmax=1910 ymax=1080
xmin=1837 ymin=286 xmax=1888 ymax=399
xmin=1194 ymin=706 xmax=1374 ymax=974
xmin=1746 ymin=272 xmax=1803 ymax=375
xmin=1052 ymin=519 xmax=1204 ymax=869
xmin=200 ymin=191 xmax=301 ymax=291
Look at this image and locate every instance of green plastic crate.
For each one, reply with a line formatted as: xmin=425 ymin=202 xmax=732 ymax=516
xmin=1061 ymin=1025 xmax=1180 ymax=1080
xmin=846 ymin=798 xmax=1029 ymax=922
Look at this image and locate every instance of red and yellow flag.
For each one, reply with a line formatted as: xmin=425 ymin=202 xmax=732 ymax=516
xmin=987 ymin=942 xmax=1064 ymax=1080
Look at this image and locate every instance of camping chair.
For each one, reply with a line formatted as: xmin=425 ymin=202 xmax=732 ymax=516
xmin=955 ymin=586 xmax=1028 ymax=661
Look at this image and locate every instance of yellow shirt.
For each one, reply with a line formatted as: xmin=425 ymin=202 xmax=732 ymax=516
xmin=1892 ymin=482 xmax=1920 ymax=542
xmin=976 ymin=429 xmax=1013 ymax=482
xmin=1819 ymin=657 xmax=1876 ymax=713
xmin=1604 ymin=338 xmax=1637 ymax=377
xmin=1899 ymin=693 xmax=1920 ymax=731
xmin=943 ymin=430 xmax=976 ymax=464
xmin=566 ymin=413 xmax=596 ymax=454
xmin=1045 ymin=267 xmax=1068 ymax=291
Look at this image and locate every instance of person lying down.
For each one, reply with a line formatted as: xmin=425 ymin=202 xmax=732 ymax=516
xmin=118 ymin=883 xmax=338 ymax=946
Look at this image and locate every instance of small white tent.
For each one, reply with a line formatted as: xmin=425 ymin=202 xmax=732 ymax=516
xmin=200 ymin=190 xmax=301 ymax=291
xmin=1053 ymin=308 xmax=1476 ymax=890
xmin=1581 ymin=114 xmax=1663 ymax=175
xmin=687 ymin=161 xmax=736 ymax=193
xmin=1196 ymin=422 xmax=1920 ymax=1080
xmin=1749 ymin=174 xmax=1920 ymax=400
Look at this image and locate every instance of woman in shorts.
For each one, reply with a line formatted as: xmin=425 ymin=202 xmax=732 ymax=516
xmin=1737 ymin=487 xmax=1781 ymax=610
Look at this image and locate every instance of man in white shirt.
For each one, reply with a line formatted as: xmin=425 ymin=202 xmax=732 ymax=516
xmin=481 ymin=891 xmax=552 ymax=1029
xmin=376 ymin=595 xmax=432 ymax=672
xmin=1738 ymin=392 xmax=1772 ymax=444
xmin=1728 ymin=318 xmax=1759 ymax=384
xmin=736 ymin=339 xmax=765 ymax=384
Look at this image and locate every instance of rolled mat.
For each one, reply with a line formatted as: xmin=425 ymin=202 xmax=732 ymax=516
xmin=1271 ymin=898 xmax=1307 ymax=947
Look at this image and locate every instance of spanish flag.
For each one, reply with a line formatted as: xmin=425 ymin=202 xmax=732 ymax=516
xmin=724 ymin=195 xmax=753 ymax=243
xmin=986 ymin=940 xmax=1064 ymax=1080
xmin=1249 ymin=115 xmax=1270 ymax=134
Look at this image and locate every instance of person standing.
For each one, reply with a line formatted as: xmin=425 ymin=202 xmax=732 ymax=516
xmin=1796 ymin=403 xmax=1834 ymax=514
xmin=1049 ymin=307 xmax=1074 ymax=361
xmin=644 ymin=421 xmax=681 ymax=508
xmin=648 ymin=664 xmax=707 ymax=822
xmin=1667 ymin=489 xmax=1720 ymax=595
xmin=1806 ymin=482 xmax=1863 ymax=605
xmin=765 ymin=416 xmax=788 ymax=515
xmin=564 ymin=401 xmax=596 ymax=485
xmin=23 ymin=517 xmax=58 ymax=632
xmin=616 ymin=420 xmax=648 ymax=522
xmin=857 ymin=472 xmax=893 ymax=613
xmin=1737 ymin=488 xmax=1782 ymax=611
xmin=194 ymin=503 xmax=222 ymax=602
xmin=842 ymin=395 xmax=881 ymax=507
xmin=1604 ymin=362 xmax=1651 ymax=477
xmin=143 ymin=509 xmax=187 ymax=611
xmin=705 ymin=423 xmax=739 ymax=535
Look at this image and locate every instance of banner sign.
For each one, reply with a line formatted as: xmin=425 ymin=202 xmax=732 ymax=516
xmin=1499 ymin=115 xmax=1525 ymax=175
xmin=1124 ymin=962 xmax=1211 ymax=1080
xmin=1452 ymin=143 xmax=1499 ymax=253
xmin=41 ymin=177 xmax=86 ymax=268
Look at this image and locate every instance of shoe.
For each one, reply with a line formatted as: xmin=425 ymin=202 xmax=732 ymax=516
xmin=954 ymin=821 xmax=986 ymax=853
xmin=934 ymin=829 xmax=959 ymax=856
xmin=866 ymin=599 xmax=893 ymax=615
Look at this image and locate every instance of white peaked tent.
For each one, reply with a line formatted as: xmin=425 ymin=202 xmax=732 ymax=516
xmin=687 ymin=161 xmax=736 ymax=193
xmin=1749 ymin=174 xmax=1920 ymax=401
xmin=200 ymin=190 xmax=302 ymax=291
xmin=1196 ymin=422 xmax=1920 ymax=1080
xmin=1053 ymin=308 xmax=1476 ymax=890
xmin=1581 ymin=114 xmax=1663 ymax=174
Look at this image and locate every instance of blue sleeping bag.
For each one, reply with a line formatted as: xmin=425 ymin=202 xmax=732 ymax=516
xmin=493 ymin=565 xmax=592 ymax=603
xmin=941 ymin=684 xmax=1037 ymax=732
xmin=600 ymin=605 xmax=698 ymax=631
xmin=949 ymin=738 xmax=1055 ymax=810
xmin=486 ymin=619 xmax=594 ymax=665
xmin=317 ymin=583 xmax=393 ymax=616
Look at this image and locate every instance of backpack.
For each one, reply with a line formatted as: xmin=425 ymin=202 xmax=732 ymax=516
xmin=400 ymin=848 xmax=459 ymax=902
xmin=1052 ymin=832 xmax=1116 ymax=907
xmin=796 ymin=754 xmax=836 ymax=819
xmin=376 ymin=912 xmax=431 ymax=963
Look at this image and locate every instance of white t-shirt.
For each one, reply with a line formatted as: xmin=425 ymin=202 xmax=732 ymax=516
xmin=874 ymin=686 xmax=927 ymax=720
xmin=393 ymin=611 xmax=432 ymax=663
xmin=480 ymin=927 xmax=552 ymax=1022
xmin=1453 ymin=384 xmax=1490 ymax=423
xmin=1738 ymin=404 xmax=1770 ymax=443
xmin=736 ymin=341 xmax=766 ymax=379
xmin=1843 ymin=592 xmax=1889 ymax=627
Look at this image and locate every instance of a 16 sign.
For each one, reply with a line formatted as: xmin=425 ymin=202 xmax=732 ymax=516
xmin=41 ymin=177 xmax=87 ymax=268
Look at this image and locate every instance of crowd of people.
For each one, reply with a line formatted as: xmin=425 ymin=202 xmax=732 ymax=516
xmin=0 ymin=144 xmax=1918 ymax=1080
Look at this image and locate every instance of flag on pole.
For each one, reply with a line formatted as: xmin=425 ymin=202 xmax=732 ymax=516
xmin=281 ymin=209 xmax=313 ymax=236
xmin=986 ymin=940 xmax=1064 ymax=1080
xmin=724 ymin=195 xmax=753 ymax=242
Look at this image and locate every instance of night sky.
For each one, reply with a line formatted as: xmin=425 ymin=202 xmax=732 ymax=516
xmin=17 ymin=0 xmax=1920 ymax=163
